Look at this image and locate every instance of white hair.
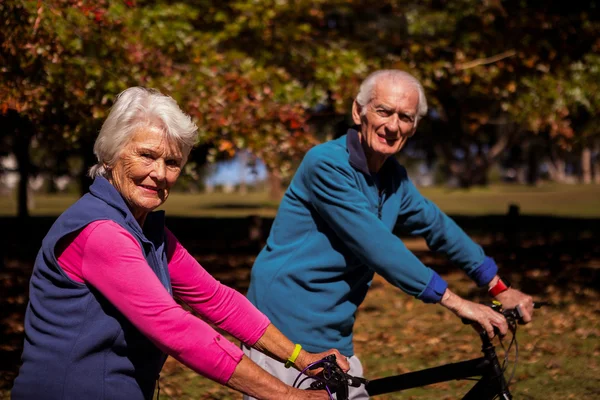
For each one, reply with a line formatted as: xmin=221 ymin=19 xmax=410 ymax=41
xmin=355 ymin=70 xmax=428 ymax=124
xmin=88 ymin=87 xmax=198 ymax=178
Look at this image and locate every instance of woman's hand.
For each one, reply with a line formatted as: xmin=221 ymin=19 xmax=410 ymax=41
xmin=295 ymin=348 xmax=350 ymax=375
xmin=286 ymin=387 xmax=335 ymax=400
xmin=252 ymin=324 xmax=350 ymax=374
xmin=440 ymin=288 xmax=508 ymax=339
xmin=228 ymin=356 xmax=335 ymax=400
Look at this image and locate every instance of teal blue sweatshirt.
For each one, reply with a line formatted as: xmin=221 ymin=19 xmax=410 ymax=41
xmin=247 ymin=130 xmax=497 ymax=356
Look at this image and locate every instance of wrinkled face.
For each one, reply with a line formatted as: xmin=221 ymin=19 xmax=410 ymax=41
xmin=353 ymin=79 xmax=419 ymax=171
xmin=109 ymin=127 xmax=183 ymax=224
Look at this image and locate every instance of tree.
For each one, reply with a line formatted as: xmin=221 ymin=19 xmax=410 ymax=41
xmin=3 ymin=0 xmax=600 ymax=220
xmin=196 ymin=0 xmax=600 ymax=186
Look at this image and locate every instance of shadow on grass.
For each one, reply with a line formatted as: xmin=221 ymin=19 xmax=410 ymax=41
xmin=201 ymin=203 xmax=278 ymax=210
xmin=1 ymin=214 xmax=599 ymax=393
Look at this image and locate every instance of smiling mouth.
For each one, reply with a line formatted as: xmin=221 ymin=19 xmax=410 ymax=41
xmin=377 ymin=134 xmax=399 ymax=142
xmin=140 ymin=185 xmax=160 ymax=192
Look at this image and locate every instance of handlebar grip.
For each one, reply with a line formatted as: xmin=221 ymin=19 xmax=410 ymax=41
xmin=462 ymin=300 xmax=549 ymax=325
xmin=348 ymin=376 xmax=369 ymax=387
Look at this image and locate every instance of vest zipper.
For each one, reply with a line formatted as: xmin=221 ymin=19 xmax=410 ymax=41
xmin=155 ymin=373 xmax=161 ymax=400
xmin=146 ymin=241 xmax=172 ymax=295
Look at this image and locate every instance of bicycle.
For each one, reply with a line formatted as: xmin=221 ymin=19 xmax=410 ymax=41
xmin=295 ymin=302 xmax=548 ymax=400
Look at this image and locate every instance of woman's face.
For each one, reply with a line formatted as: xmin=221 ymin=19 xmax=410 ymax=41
xmin=109 ymin=127 xmax=183 ymax=225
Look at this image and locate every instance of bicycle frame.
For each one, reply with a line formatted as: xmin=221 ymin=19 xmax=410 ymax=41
xmin=304 ymin=305 xmax=543 ymax=399
xmin=365 ymin=332 xmax=512 ymax=399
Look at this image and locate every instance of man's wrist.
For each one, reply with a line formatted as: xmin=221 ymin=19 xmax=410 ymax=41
xmin=440 ymin=288 xmax=461 ymax=313
xmin=488 ymin=277 xmax=511 ymax=297
xmin=487 ymin=275 xmax=500 ymax=290
xmin=471 ymin=257 xmax=499 ymax=287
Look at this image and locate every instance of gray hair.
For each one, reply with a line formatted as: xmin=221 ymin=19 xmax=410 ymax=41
xmin=88 ymin=87 xmax=198 ymax=178
xmin=355 ymin=70 xmax=428 ymax=124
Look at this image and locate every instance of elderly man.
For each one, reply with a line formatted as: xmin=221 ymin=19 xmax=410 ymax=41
xmin=244 ymin=70 xmax=534 ymax=399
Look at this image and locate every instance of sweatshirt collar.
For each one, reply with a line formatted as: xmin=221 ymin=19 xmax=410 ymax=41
xmin=88 ymin=177 xmax=165 ymax=241
xmin=346 ymin=129 xmax=370 ymax=176
xmin=345 ymin=128 xmax=395 ymax=187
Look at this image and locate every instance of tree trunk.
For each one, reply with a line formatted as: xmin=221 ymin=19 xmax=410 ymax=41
xmin=79 ymin=137 xmax=96 ymax=195
xmin=594 ymin=140 xmax=600 ymax=184
xmin=515 ymin=166 xmax=527 ymax=184
xmin=15 ymin=137 xmax=31 ymax=219
xmin=6 ymin=111 xmax=35 ymax=219
xmin=238 ymin=150 xmax=248 ymax=195
xmin=581 ymin=146 xmax=592 ymax=184
xmin=267 ymin=169 xmax=283 ymax=201
xmin=527 ymin=143 xmax=541 ymax=186
xmin=546 ymin=149 xmax=566 ymax=183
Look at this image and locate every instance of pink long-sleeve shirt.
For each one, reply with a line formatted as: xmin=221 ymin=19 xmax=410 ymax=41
xmin=55 ymin=220 xmax=270 ymax=385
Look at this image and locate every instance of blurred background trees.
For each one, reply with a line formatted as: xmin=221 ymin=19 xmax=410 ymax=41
xmin=2 ymin=0 xmax=599 ymax=217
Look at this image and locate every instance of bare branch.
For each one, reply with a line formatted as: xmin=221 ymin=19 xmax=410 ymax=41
xmin=456 ymin=50 xmax=517 ymax=70
xmin=488 ymin=130 xmax=511 ymax=161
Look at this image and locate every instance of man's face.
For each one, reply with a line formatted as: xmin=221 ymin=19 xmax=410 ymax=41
xmin=353 ymin=79 xmax=419 ymax=168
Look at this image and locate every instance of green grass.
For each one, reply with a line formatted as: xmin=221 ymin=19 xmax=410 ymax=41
xmin=1 ymin=183 xmax=599 ymax=218
xmin=419 ymin=183 xmax=600 ymax=218
xmin=0 ymin=191 xmax=280 ymax=218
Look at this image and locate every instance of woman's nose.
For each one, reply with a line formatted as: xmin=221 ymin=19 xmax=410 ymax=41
xmin=149 ymin=159 xmax=166 ymax=180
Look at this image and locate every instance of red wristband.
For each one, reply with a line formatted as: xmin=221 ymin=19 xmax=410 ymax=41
xmin=488 ymin=278 xmax=510 ymax=297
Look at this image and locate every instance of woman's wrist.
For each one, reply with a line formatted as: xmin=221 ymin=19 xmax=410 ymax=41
xmin=284 ymin=343 xmax=303 ymax=369
xmin=292 ymin=349 xmax=309 ymax=371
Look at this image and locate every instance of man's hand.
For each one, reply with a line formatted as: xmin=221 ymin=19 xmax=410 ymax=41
xmin=295 ymin=348 xmax=350 ymax=375
xmin=494 ymin=288 xmax=534 ymax=323
xmin=440 ymin=288 xmax=508 ymax=339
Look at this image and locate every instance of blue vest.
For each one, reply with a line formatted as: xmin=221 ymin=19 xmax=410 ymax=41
xmin=12 ymin=177 xmax=172 ymax=400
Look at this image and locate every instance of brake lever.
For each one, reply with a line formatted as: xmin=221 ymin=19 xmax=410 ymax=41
xmin=462 ymin=300 xmax=550 ymax=326
xmin=508 ymin=301 xmax=550 ymax=325
xmin=308 ymin=354 xmax=337 ymax=370
xmin=306 ymin=355 xmax=368 ymax=399
xmin=534 ymin=301 xmax=551 ymax=308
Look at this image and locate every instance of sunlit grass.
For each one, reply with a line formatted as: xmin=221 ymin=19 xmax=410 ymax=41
xmin=418 ymin=183 xmax=600 ymax=218
xmin=0 ymin=183 xmax=599 ymax=218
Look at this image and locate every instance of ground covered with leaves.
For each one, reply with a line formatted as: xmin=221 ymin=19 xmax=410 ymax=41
xmin=1 ymin=219 xmax=598 ymax=399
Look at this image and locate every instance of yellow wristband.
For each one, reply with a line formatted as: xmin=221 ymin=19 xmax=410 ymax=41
xmin=284 ymin=344 xmax=302 ymax=369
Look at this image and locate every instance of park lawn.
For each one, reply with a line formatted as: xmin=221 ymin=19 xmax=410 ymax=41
xmin=0 ymin=183 xmax=599 ymax=218
xmin=418 ymin=183 xmax=600 ymax=218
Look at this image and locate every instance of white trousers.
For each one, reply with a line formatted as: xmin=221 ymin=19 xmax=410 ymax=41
xmin=242 ymin=344 xmax=370 ymax=400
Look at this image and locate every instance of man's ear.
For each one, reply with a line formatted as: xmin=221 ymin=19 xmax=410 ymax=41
xmin=351 ymin=100 xmax=362 ymax=125
xmin=408 ymin=122 xmax=418 ymax=137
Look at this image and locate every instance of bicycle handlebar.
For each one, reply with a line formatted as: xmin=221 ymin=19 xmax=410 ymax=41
xmin=302 ymin=301 xmax=549 ymax=399
xmin=461 ymin=301 xmax=549 ymax=328
xmin=302 ymin=354 xmax=366 ymax=400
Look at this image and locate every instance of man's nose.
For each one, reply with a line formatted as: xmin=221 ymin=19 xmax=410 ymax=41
xmin=385 ymin=114 xmax=400 ymax=132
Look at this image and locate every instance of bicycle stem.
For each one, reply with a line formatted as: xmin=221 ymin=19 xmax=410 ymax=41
xmin=479 ymin=334 xmax=512 ymax=399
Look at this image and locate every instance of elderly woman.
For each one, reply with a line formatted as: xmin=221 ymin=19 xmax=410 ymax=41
xmin=12 ymin=87 xmax=348 ymax=400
